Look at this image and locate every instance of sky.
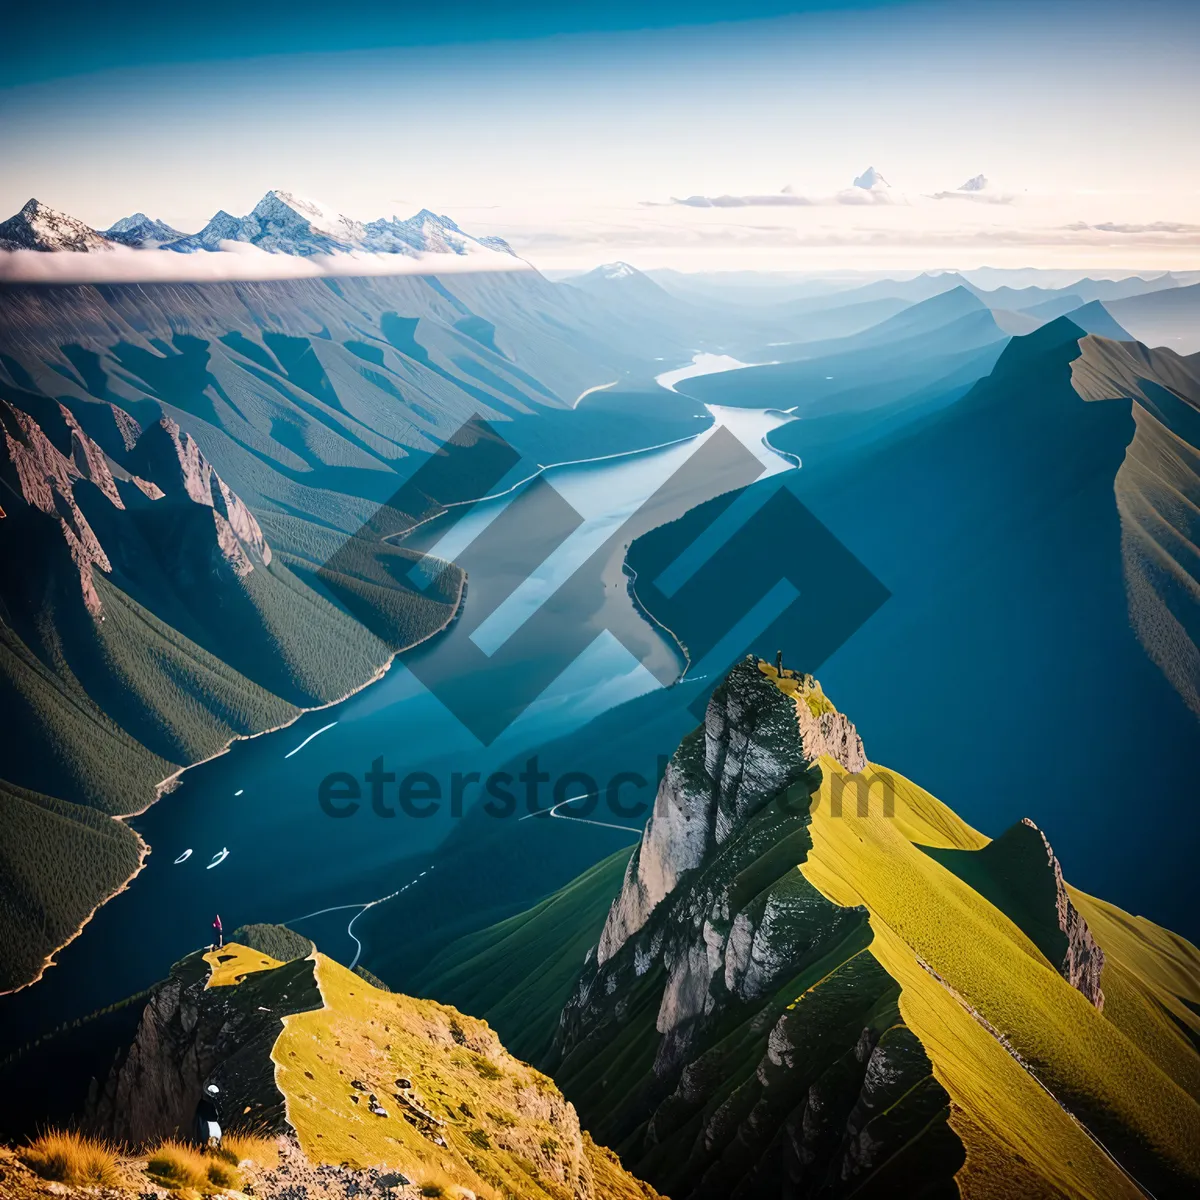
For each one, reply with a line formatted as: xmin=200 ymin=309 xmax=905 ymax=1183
xmin=2 ymin=0 xmax=1199 ymax=272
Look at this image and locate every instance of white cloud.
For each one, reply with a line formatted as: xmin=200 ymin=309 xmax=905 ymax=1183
xmin=1064 ymin=220 xmax=1200 ymax=236
xmin=652 ymin=168 xmax=902 ymax=210
xmin=0 ymin=240 xmax=532 ymax=284
xmin=658 ymin=192 xmax=814 ymax=209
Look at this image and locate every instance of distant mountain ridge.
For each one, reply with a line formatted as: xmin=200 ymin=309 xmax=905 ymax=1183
xmin=0 ymin=191 xmax=516 ymax=259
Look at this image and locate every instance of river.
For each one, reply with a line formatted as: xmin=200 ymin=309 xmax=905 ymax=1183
xmin=0 ymin=399 xmax=797 ymax=1051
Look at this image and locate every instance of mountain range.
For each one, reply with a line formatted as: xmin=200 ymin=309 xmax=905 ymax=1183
xmin=0 ymin=192 xmax=517 ymax=259
xmin=0 ymin=184 xmax=1198 ymax=1199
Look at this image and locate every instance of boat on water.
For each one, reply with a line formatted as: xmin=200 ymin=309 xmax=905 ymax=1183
xmin=206 ymin=848 xmax=230 ymax=869
xmin=174 ymin=849 xmax=193 ymax=864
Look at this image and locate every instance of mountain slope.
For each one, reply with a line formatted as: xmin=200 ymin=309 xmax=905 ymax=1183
xmin=0 ymin=391 xmax=453 ymax=992
xmin=74 ymin=939 xmax=662 ymax=1200
xmin=1069 ymin=336 xmax=1200 ymax=718
xmin=739 ymin=317 xmax=1200 ymax=940
xmin=562 ymin=259 xmax=808 ymax=356
xmin=420 ymin=660 xmax=1200 ymax=1198
xmin=410 ymin=848 xmax=636 ymax=1066
xmin=103 ymin=213 xmax=188 ymax=247
xmin=1105 ymin=282 xmax=1200 ymax=354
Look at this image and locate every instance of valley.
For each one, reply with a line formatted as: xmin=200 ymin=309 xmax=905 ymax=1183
xmin=1 ymin=225 xmax=1197 ymax=1198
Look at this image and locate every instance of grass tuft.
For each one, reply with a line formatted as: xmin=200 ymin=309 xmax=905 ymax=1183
xmin=204 ymin=1156 xmax=242 ymax=1190
xmin=145 ymin=1138 xmax=244 ymax=1191
xmin=213 ymin=1130 xmax=280 ymax=1168
xmin=19 ymin=1129 xmax=122 ymax=1186
xmin=146 ymin=1139 xmax=209 ymax=1189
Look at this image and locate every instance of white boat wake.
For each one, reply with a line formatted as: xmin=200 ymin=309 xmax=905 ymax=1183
xmin=174 ymin=849 xmax=193 ymax=864
xmin=206 ymin=848 xmax=229 ymax=869
xmin=284 ymin=721 xmax=338 ymax=759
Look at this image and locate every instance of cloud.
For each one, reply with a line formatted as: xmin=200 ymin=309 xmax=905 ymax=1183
xmin=660 ymin=192 xmax=815 ymax=209
xmin=0 ymin=240 xmax=532 ymax=284
xmin=833 ymin=185 xmax=899 ymax=207
xmin=1064 ymin=220 xmax=1200 ymax=235
xmin=650 ymin=168 xmax=901 ymax=210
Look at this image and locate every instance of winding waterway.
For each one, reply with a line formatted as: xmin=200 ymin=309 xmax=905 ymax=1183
xmin=0 ymin=400 xmax=797 ymax=1050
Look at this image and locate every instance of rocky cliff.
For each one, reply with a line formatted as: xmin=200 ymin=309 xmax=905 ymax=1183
xmin=545 ymin=658 xmax=1200 ymax=1200
xmin=596 ymin=663 xmax=865 ymax=970
xmin=0 ymin=400 xmax=271 ymax=617
xmin=87 ymin=946 xmax=321 ymax=1145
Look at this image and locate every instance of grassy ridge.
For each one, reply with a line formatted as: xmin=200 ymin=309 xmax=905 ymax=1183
xmin=802 ymin=756 xmax=1200 ymax=1199
xmin=259 ymin=947 xmax=661 ymax=1199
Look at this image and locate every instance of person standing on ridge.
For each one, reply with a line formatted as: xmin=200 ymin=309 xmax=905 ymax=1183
xmin=212 ymin=914 xmax=223 ymax=949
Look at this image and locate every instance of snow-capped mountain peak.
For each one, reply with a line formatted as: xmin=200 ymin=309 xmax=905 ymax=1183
xmin=106 ymin=212 xmax=153 ymax=233
xmin=104 ymin=213 xmax=188 ymax=247
xmin=959 ymin=174 xmax=988 ymax=192
xmin=0 ymin=199 xmax=114 ymax=252
xmin=251 ymin=190 xmax=366 ymax=246
xmin=852 ymin=166 xmax=891 ymax=191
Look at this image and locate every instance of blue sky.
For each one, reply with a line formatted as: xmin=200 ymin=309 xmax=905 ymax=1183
xmin=3 ymin=0 xmax=1198 ymax=270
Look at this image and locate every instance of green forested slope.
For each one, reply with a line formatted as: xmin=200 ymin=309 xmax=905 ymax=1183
xmin=411 ymin=848 xmax=634 ymax=1065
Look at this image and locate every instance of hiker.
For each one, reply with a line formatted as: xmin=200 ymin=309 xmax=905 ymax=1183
xmin=212 ymin=913 xmax=223 ymax=949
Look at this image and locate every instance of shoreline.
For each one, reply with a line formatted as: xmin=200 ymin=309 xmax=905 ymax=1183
xmin=4 ymin=396 xmax=763 ymax=999
xmin=2 ymin=565 xmax=469 ymax=999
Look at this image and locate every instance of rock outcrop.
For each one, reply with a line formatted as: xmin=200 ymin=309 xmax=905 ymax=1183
xmin=127 ymin=417 xmax=271 ymax=574
xmin=85 ymin=943 xmax=662 ymax=1200
xmin=597 ymin=659 xmax=865 ymax=968
xmin=1022 ymin=818 xmax=1106 ymax=1008
xmin=548 ymin=660 xmax=952 ymax=1199
xmin=86 ymin=949 xmax=322 ymax=1144
xmin=0 ymin=402 xmax=272 ymax=617
xmin=0 ymin=398 xmax=118 ymax=613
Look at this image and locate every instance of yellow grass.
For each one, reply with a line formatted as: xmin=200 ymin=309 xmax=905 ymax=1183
xmin=146 ymin=1139 xmax=211 ymax=1190
xmin=145 ymin=1139 xmax=243 ymax=1192
xmin=270 ymin=950 xmax=661 ymax=1199
xmin=19 ymin=1129 xmax=123 ymax=1187
xmin=799 ymin=754 xmax=1200 ymax=1199
xmin=203 ymin=942 xmax=287 ymax=988
xmin=215 ymin=1130 xmax=281 ymax=1168
xmin=1069 ymin=886 xmax=1200 ymax=1103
